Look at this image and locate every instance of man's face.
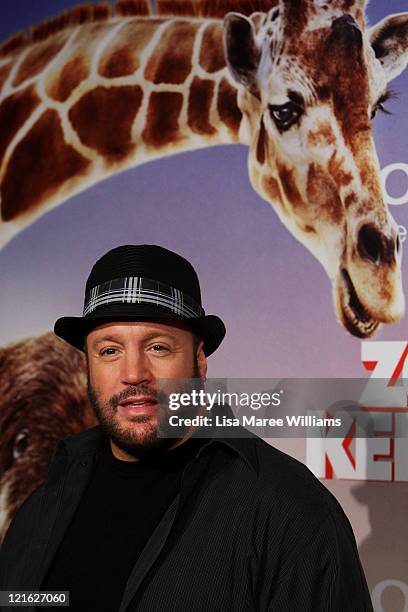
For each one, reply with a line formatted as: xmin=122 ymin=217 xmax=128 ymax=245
xmin=86 ymin=321 xmax=207 ymax=460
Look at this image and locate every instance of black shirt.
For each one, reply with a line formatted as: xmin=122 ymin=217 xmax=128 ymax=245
xmin=40 ymin=436 xmax=205 ymax=612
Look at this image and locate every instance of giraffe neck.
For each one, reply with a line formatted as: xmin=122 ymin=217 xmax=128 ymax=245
xmin=0 ymin=15 xmax=249 ymax=247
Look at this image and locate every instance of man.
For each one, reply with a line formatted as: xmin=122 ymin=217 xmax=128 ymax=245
xmin=0 ymin=244 xmax=373 ymax=611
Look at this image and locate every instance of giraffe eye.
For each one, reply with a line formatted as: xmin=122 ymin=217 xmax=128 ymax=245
xmin=269 ymin=102 xmax=303 ymax=132
xmin=370 ymin=102 xmax=390 ymax=120
xmin=371 ymin=91 xmax=392 ymax=120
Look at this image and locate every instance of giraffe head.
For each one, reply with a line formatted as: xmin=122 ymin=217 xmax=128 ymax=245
xmin=224 ymin=0 xmax=408 ymax=338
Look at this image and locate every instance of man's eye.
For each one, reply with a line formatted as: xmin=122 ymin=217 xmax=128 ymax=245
xmin=269 ymin=102 xmax=303 ymax=132
xmin=150 ymin=344 xmax=169 ymax=353
xmin=100 ymin=347 xmax=118 ymax=356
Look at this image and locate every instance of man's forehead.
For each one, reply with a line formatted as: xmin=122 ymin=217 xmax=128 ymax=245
xmin=87 ymin=320 xmax=193 ymax=342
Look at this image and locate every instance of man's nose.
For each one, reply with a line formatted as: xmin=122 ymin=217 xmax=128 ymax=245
xmin=120 ymin=350 xmax=152 ymax=386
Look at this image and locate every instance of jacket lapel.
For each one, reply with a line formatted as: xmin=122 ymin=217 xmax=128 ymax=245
xmin=117 ymin=495 xmax=179 ymax=612
xmin=31 ymin=430 xmax=105 ymax=588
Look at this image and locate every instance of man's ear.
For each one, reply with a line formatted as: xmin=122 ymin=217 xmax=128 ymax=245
xmin=223 ymin=12 xmax=261 ymax=89
xmin=369 ymin=13 xmax=408 ymax=82
xmin=196 ymin=343 xmax=207 ymax=381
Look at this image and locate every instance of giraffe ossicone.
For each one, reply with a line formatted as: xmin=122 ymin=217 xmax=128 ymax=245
xmin=0 ymin=0 xmax=408 ymax=338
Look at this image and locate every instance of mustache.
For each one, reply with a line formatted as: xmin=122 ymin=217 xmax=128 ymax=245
xmin=109 ymin=384 xmax=165 ymax=409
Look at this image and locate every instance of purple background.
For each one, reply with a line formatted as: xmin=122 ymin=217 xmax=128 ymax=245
xmin=1 ymin=0 xmax=408 ymax=380
xmin=2 ymin=2 xmax=408 ymax=603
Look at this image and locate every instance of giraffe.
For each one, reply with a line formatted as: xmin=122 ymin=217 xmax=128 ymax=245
xmin=0 ymin=0 xmax=408 ymax=338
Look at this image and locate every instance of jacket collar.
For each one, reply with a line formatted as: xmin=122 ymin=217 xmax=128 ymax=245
xmin=211 ymin=434 xmax=259 ymax=475
xmin=59 ymin=423 xmax=259 ymax=476
xmin=58 ymin=425 xmax=106 ymax=457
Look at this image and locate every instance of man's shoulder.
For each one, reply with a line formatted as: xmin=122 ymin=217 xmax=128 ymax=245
xmin=249 ymin=435 xmax=345 ymax=519
xmin=212 ymin=434 xmax=355 ymax=554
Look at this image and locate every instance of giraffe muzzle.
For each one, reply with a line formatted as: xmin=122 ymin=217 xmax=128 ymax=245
xmin=336 ymin=269 xmax=380 ymax=339
xmin=335 ymin=250 xmax=405 ymax=339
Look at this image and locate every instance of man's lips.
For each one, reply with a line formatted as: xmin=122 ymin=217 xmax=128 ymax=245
xmin=118 ymin=396 xmax=157 ymax=413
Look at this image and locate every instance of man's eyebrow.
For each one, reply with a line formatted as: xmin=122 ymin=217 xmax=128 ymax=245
xmin=91 ymin=332 xmax=179 ymax=346
xmin=143 ymin=332 xmax=179 ymax=342
xmin=92 ymin=335 xmax=124 ymax=346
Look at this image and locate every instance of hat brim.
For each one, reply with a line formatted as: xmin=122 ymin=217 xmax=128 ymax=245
xmin=54 ymin=304 xmax=226 ymax=357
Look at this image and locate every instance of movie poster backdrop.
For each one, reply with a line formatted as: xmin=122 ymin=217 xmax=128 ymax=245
xmin=0 ymin=1 xmax=407 ymax=609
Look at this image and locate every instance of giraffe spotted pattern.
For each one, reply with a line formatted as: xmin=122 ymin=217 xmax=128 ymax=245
xmin=0 ymin=0 xmax=407 ymax=339
xmin=69 ymin=85 xmax=144 ymax=160
xmin=2 ymin=109 xmax=90 ymax=221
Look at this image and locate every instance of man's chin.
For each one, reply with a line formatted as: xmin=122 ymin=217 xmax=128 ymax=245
xmin=104 ymin=417 xmax=178 ymax=460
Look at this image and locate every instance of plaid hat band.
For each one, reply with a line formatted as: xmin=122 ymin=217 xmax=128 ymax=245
xmin=83 ymin=276 xmax=205 ymax=319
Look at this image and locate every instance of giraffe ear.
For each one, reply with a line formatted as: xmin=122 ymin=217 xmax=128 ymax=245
xmin=223 ymin=13 xmax=261 ymax=89
xmin=369 ymin=12 xmax=408 ymax=82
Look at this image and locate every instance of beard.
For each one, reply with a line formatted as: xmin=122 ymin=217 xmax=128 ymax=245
xmin=87 ymin=358 xmax=202 ymax=460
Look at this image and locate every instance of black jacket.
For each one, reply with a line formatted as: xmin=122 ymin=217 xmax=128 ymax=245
xmin=0 ymin=426 xmax=373 ymax=611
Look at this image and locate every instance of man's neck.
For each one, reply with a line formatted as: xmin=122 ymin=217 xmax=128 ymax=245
xmin=110 ymin=434 xmax=194 ymax=462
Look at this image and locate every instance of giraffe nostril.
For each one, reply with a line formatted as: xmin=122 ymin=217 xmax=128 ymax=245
xmin=358 ymin=223 xmax=396 ymax=265
xmin=358 ymin=224 xmax=382 ymax=263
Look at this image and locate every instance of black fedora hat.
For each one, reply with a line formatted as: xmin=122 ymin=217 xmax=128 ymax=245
xmin=54 ymin=245 xmax=226 ymax=356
